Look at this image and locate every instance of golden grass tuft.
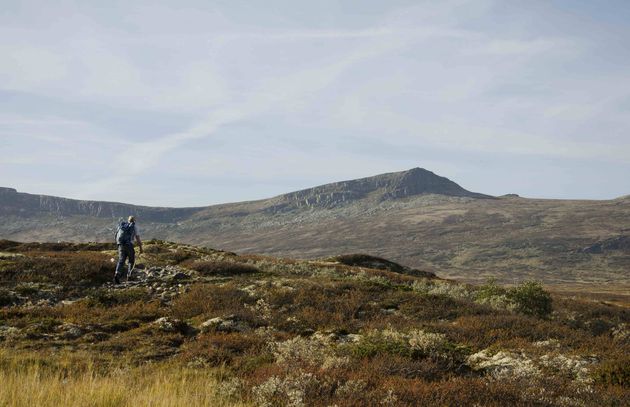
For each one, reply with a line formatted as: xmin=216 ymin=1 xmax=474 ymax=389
xmin=0 ymin=350 xmax=250 ymax=407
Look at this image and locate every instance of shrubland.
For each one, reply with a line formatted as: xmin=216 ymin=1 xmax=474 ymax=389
xmin=0 ymin=239 xmax=627 ymax=406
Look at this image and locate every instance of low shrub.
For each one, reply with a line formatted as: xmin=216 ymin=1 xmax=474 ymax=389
xmin=473 ymin=279 xmax=553 ymax=318
xmin=508 ymin=281 xmax=553 ymax=318
xmin=170 ymin=284 xmax=256 ymax=320
xmin=350 ymin=329 xmax=467 ymax=365
xmin=0 ymin=252 xmax=114 ymax=286
xmin=189 ymin=261 xmax=259 ymax=276
xmin=153 ymin=249 xmax=199 ymax=265
xmin=0 ymin=289 xmax=17 ymax=307
xmin=332 ymin=254 xmax=407 ymax=273
xmin=14 ymin=283 xmax=40 ymax=296
xmin=180 ymin=332 xmax=267 ymax=367
xmin=593 ymin=357 xmax=630 ymax=387
xmin=85 ymin=287 xmax=151 ymax=306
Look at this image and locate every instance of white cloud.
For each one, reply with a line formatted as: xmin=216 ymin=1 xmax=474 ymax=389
xmin=2 ymin=0 xmax=630 ymax=203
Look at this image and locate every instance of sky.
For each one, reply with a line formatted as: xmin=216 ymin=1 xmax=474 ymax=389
xmin=1 ymin=0 xmax=629 ymax=206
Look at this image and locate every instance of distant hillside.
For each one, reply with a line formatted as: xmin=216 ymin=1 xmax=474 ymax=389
xmin=1 ymin=168 xmax=629 ymax=291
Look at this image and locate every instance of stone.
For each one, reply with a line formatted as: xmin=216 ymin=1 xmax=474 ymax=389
xmin=153 ymin=317 xmax=178 ymax=332
xmin=83 ymin=332 xmax=109 ymax=342
xmin=169 ymin=272 xmax=189 ymax=282
xmin=200 ymin=315 xmax=249 ymax=333
xmin=467 ymin=349 xmax=540 ymax=379
xmin=56 ymin=323 xmax=83 ymax=339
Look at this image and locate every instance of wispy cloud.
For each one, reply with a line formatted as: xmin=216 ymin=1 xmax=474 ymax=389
xmin=2 ymin=0 xmax=630 ymax=203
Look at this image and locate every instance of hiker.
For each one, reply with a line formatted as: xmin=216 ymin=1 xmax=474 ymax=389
xmin=114 ymin=216 xmax=143 ymax=284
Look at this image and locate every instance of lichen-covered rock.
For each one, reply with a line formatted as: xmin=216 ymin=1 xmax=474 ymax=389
xmin=153 ymin=317 xmax=178 ymax=332
xmin=152 ymin=317 xmax=194 ymax=334
xmin=56 ymin=323 xmax=83 ymax=339
xmin=0 ymin=325 xmax=21 ymax=341
xmin=539 ymin=354 xmax=598 ymax=383
xmin=467 ymin=349 xmax=540 ymax=379
xmin=200 ymin=315 xmax=249 ymax=333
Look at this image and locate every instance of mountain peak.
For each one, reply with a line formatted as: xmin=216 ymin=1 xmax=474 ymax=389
xmin=280 ymin=168 xmax=491 ymax=208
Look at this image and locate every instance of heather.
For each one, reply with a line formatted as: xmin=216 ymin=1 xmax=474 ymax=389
xmin=0 ymin=240 xmax=627 ymax=406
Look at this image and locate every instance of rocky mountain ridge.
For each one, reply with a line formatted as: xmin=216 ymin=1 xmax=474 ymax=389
xmin=278 ymin=167 xmax=492 ymax=209
xmin=0 ymin=168 xmax=488 ymax=219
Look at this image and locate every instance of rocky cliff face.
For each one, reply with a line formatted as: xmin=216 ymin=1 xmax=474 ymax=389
xmin=0 ymin=187 xmax=198 ymax=222
xmin=280 ymin=168 xmax=491 ymax=208
xmin=0 ymin=168 xmax=490 ymax=220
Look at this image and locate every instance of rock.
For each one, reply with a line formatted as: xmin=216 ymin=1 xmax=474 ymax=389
xmin=467 ymin=349 xmax=540 ymax=379
xmin=152 ymin=317 xmax=196 ymax=335
xmin=83 ymin=332 xmax=109 ymax=342
xmin=200 ymin=315 xmax=249 ymax=333
xmin=578 ymin=235 xmax=630 ymax=254
xmin=0 ymin=326 xmax=21 ymax=340
xmin=153 ymin=317 xmax=179 ymax=332
xmin=169 ymin=272 xmax=189 ymax=282
xmin=533 ymin=339 xmax=561 ymax=348
xmin=539 ymin=354 xmax=597 ymax=383
xmin=56 ymin=323 xmax=83 ymax=339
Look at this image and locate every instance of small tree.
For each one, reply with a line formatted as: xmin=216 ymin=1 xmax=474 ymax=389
xmin=508 ymin=280 xmax=552 ymax=318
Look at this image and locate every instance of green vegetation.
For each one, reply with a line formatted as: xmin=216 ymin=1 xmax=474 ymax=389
xmin=508 ymin=280 xmax=553 ymax=318
xmin=476 ymin=278 xmax=554 ymax=318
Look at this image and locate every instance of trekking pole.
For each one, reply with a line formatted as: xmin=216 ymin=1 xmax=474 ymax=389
xmin=128 ymin=256 xmax=136 ymax=282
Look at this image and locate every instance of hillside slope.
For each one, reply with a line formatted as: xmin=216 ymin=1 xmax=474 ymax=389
xmin=1 ymin=168 xmax=629 ymax=290
xmin=0 ymin=240 xmax=628 ymax=405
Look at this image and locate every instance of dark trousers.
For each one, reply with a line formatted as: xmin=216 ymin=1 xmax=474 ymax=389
xmin=115 ymin=243 xmax=135 ymax=277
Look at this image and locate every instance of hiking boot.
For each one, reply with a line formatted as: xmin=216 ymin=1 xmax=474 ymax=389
xmin=114 ymin=275 xmax=121 ymax=285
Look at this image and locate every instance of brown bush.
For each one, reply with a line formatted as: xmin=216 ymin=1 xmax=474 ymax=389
xmin=95 ymin=324 xmax=185 ymax=360
xmin=56 ymin=300 xmax=162 ymax=327
xmin=170 ymin=283 xmax=256 ymax=320
xmin=188 ymin=261 xmax=259 ymax=276
xmin=0 ymin=240 xmax=115 ymax=252
xmin=330 ymin=253 xmax=406 ymax=272
xmin=265 ymin=282 xmax=381 ymax=332
xmin=443 ymin=314 xmax=587 ymax=349
xmin=154 ymin=249 xmax=198 ymax=265
xmin=179 ymin=332 xmax=267 ymax=367
xmin=0 ymin=252 xmax=115 ymax=286
xmin=593 ymin=357 xmax=630 ymax=387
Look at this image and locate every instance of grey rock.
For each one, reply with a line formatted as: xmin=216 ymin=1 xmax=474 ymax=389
xmin=153 ymin=317 xmax=179 ymax=332
xmin=200 ymin=315 xmax=249 ymax=333
xmin=56 ymin=323 xmax=83 ymax=339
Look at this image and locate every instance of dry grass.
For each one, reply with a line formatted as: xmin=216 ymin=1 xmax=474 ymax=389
xmin=0 ymin=350 xmax=250 ymax=407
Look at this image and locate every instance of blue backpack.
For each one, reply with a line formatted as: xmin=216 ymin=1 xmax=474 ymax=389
xmin=115 ymin=221 xmax=135 ymax=245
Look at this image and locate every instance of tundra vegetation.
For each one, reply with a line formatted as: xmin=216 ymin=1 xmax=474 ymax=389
xmin=0 ymin=239 xmax=628 ymax=406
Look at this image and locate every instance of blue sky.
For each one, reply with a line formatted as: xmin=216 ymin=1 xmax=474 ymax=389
xmin=1 ymin=0 xmax=629 ymax=206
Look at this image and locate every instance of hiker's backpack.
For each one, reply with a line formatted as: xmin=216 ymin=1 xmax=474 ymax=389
xmin=115 ymin=222 xmax=135 ymax=245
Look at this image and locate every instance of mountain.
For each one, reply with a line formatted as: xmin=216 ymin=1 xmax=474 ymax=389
xmin=276 ymin=167 xmax=491 ymax=209
xmin=0 ymin=168 xmax=486 ymax=218
xmin=1 ymin=168 xmax=629 ymax=292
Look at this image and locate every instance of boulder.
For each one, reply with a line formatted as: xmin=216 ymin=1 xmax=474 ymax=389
xmin=200 ymin=315 xmax=249 ymax=333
